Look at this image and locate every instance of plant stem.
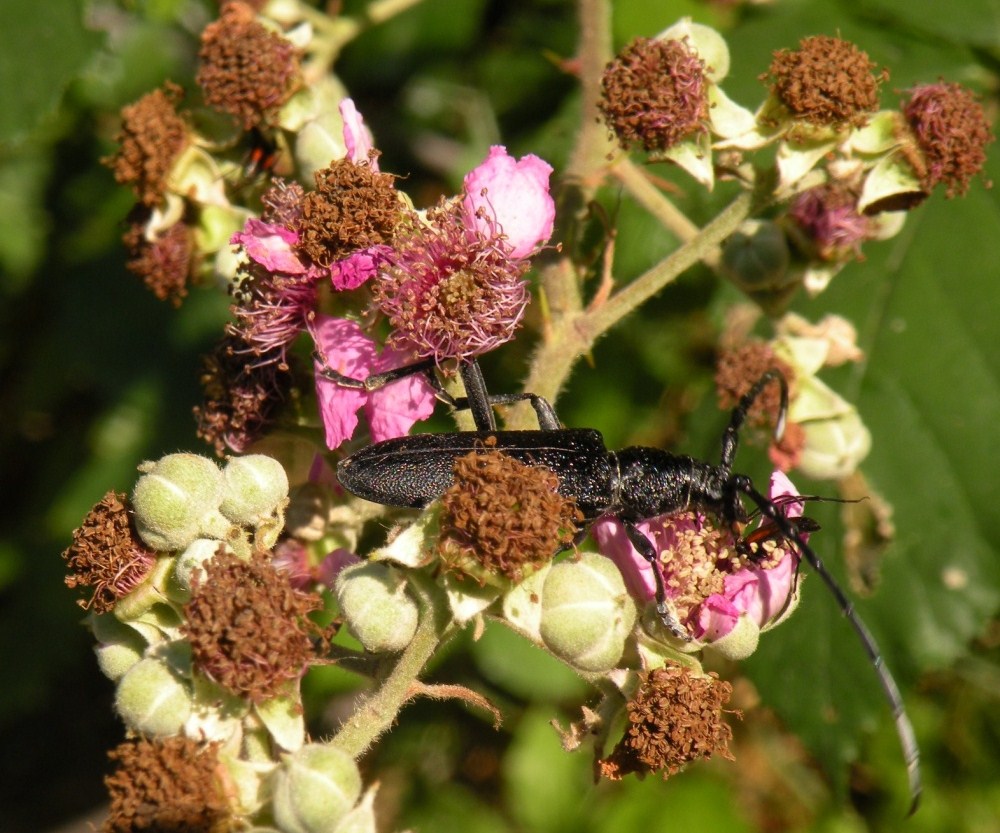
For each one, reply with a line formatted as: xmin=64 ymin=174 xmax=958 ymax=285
xmin=330 ymin=575 xmax=451 ymax=758
xmin=516 ymin=181 xmax=771 ymax=422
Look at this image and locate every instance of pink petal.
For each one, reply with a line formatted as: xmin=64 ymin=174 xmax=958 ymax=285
xmin=311 ymin=316 xmax=379 ymax=449
xmin=462 ymin=145 xmax=555 ymax=259
xmin=340 ymin=98 xmax=377 ymax=170
xmin=232 ymin=218 xmax=307 ymax=274
xmin=317 ymin=548 xmax=361 ymax=588
xmin=591 ymin=516 xmax=658 ymax=602
xmin=694 ymin=593 xmax=742 ymax=642
xmin=329 ymin=245 xmax=392 ymax=291
xmin=746 ymin=552 xmax=798 ymax=625
xmin=364 ymin=347 xmax=438 ymax=442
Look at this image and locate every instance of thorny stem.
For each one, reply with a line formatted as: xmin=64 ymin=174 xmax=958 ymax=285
xmin=515 ymin=182 xmax=770 ymax=425
xmin=330 ymin=572 xmax=453 ymax=758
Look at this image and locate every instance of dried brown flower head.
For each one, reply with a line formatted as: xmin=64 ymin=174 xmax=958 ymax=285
xmin=715 ymin=341 xmax=795 ymax=428
xmin=103 ymin=736 xmax=234 ymax=833
xmin=599 ymin=36 xmax=710 ymax=151
xmin=297 ymin=159 xmax=402 ymax=267
xmin=438 ymin=440 xmax=582 ymax=582
xmin=197 ymin=2 xmax=300 ymax=130
xmin=183 ymin=549 xmax=324 ymax=702
xmin=902 ymin=82 xmax=994 ymax=197
xmin=123 ymin=211 xmax=196 ymax=307
xmin=599 ymin=663 xmax=737 ymax=779
xmin=106 ymin=82 xmax=189 ymax=207
xmin=63 ymin=491 xmax=157 ymax=614
xmin=763 ymin=36 xmax=886 ymax=128
xmin=193 ymin=333 xmax=294 ymax=456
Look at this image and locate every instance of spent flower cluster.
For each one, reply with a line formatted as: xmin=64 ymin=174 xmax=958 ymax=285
xmin=71 ymin=4 xmax=992 ymax=828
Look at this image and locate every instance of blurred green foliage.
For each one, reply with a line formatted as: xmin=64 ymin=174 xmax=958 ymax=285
xmin=1 ymin=0 xmax=998 ymax=830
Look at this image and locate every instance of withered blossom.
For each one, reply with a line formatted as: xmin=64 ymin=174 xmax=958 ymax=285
xmin=599 ymin=36 xmax=710 ymax=151
xmin=105 ymin=82 xmax=189 ymax=207
xmin=438 ymin=442 xmax=582 ymax=582
xmin=183 ymin=549 xmax=324 ymax=702
xmin=103 ymin=736 xmax=234 ymax=833
xmin=599 ymin=664 xmax=737 ymax=779
xmin=197 ymin=2 xmax=300 ymax=130
xmin=762 ymin=36 xmax=886 ymax=128
xmin=63 ymin=491 xmax=157 ymax=614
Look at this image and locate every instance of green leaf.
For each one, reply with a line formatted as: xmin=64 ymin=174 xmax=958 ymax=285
xmin=0 ymin=0 xmax=103 ymax=143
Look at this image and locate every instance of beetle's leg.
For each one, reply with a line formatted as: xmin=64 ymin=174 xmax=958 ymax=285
xmin=719 ymin=369 xmax=789 ymax=474
xmin=458 ymin=361 xmax=497 ymax=431
xmin=622 ymin=521 xmax=689 ymax=640
xmin=456 ymin=392 xmax=561 ymax=430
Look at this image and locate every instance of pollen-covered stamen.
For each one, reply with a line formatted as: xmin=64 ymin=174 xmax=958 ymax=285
xmin=123 ymin=211 xmax=196 ymax=307
xmin=655 ymin=513 xmax=736 ymax=625
xmin=787 ymin=184 xmax=874 ymax=262
xmin=105 ymin=82 xmax=189 ymax=207
xmin=193 ymin=333 xmax=294 ymax=456
xmin=438 ymin=442 xmax=583 ymax=582
xmin=197 ymin=2 xmax=300 ymax=130
xmin=902 ymin=82 xmax=994 ymax=197
xmin=183 ymin=549 xmax=325 ymax=703
xmin=715 ymin=342 xmax=795 ymax=429
xmin=599 ymin=36 xmax=710 ymax=152
xmin=598 ymin=663 xmax=737 ymax=779
xmin=230 ymin=256 xmax=320 ymax=361
xmin=62 ymin=491 xmax=157 ymax=614
xmin=103 ymin=736 xmax=232 ymax=833
xmin=260 ymin=178 xmax=305 ymax=229
xmin=762 ymin=35 xmax=887 ymax=128
xmin=374 ymin=203 xmax=530 ymax=363
xmin=297 ymin=159 xmax=402 ymax=267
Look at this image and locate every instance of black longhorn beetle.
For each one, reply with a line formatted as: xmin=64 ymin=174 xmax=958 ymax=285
xmin=322 ymin=358 xmax=921 ymax=812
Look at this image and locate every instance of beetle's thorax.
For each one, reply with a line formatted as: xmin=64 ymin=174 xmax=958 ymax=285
xmin=611 ymin=446 xmax=733 ymax=521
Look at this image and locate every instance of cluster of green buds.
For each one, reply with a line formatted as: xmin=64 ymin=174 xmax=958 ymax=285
xmin=63 ymin=452 xmax=382 ymax=832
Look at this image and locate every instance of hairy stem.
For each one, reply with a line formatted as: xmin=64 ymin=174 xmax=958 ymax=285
xmin=330 ymin=574 xmax=452 ymax=758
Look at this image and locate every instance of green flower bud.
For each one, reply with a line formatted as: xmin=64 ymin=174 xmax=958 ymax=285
xmin=169 ymin=539 xmax=230 ymax=603
xmin=798 ymin=410 xmax=872 ymax=480
xmin=220 ymin=454 xmax=289 ymax=526
xmin=114 ymin=656 xmax=192 ymax=736
xmin=271 ymin=743 xmax=362 ymax=833
xmin=132 ymin=453 xmax=225 ymax=551
xmin=540 ymin=553 xmax=637 ymax=672
xmin=703 ymin=613 xmax=760 ymax=661
xmin=336 ymin=562 xmax=419 ymax=654
xmin=96 ymin=638 xmax=145 ymax=681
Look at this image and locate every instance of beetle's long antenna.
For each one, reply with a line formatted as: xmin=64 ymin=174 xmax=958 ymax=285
xmin=719 ymin=370 xmax=788 ymax=474
xmin=738 ymin=478 xmax=921 ymax=815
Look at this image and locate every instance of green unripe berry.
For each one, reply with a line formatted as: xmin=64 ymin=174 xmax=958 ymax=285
xmin=131 ymin=453 xmax=225 ymax=551
xmin=721 ymin=220 xmax=791 ymax=292
xmin=114 ymin=656 xmax=192 ymax=735
xmin=220 ymin=454 xmax=289 ymax=525
xmin=271 ymin=743 xmax=363 ymax=833
xmin=336 ymin=562 xmax=419 ymax=654
xmin=540 ymin=553 xmax=637 ymax=672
